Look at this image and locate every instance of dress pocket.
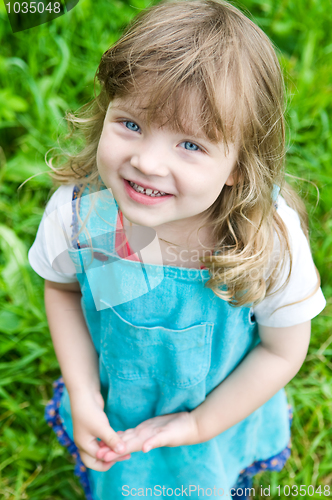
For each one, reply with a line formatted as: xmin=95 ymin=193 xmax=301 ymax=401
xmin=100 ymin=304 xmax=214 ymax=388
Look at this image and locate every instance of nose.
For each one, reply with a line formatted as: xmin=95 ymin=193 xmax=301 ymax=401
xmin=130 ymin=138 xmax=169 ymax=177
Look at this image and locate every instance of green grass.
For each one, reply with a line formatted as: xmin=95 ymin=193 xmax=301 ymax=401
xmin=0 ymin=0 xmax=331 ymax=498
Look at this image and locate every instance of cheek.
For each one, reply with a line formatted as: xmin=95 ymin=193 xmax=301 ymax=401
xmin=196 ymin=176 xmax=228 ymax=210
xmin=198 ymin=174 xmax=226 ymax=198
xmin=96 ymin=137 xmax=116 ymax=172
xmin=96 ymin=136 xmax=107 ymax=169
xmin=97 ymin=135 xmax=128 ymax=172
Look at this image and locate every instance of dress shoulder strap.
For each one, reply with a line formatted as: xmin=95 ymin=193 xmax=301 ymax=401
xmin=70 ymin=183 xmax=118 ymax=249
xmin=71 ymin=185 xmax=82 ymax=249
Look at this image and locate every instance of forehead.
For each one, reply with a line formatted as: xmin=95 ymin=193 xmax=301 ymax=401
xmin=109 ymin=82 xmax=237 ymax=145
xmin=111 ymin=93 xmax=207 ymax=137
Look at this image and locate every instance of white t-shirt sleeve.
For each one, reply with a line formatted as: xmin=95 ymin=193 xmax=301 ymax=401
xmin=253 ymin=196 xmax=326 ymax=327
xmin=28 ymin=184 xmax=79 ymax=283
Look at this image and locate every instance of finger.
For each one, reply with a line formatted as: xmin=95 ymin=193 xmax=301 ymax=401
xmin=116 ymin=453 xmax=131 ymax=461
xmin=96 ymin=445 xmax=112 ymax=460
xmin=100 ymin=455 xmax=131 ymax=469
xmin=143 ymin=431 xmax=168 ymax=453
xmin=76 ymin=435 xmax=113 ymax=462
xmin=99 ymin=428 xmax=127 ymax=454
xmin=84 ymin=452 xmax=131 ymax=470
xmin=104 ymin=453 xmax=131 ymax=463
xmin=79 ymin=450 xmax=116 ymax=472
xmin=96 ymin=440 xmax=112 ymax=457
xmin=102 ymin=434 xmax=143 ymax=461
xmin=77 ymin=436 xmax=107 ymax=460
xmin=102 ymin=449 xmax=132 ymax=462
xmin=102 ymin=449 xmax=128 ymax=462
xmin=143 ymin=439 xmax=155 ymax=453
xmin=96 ymin=434 xmax=135 ymax=460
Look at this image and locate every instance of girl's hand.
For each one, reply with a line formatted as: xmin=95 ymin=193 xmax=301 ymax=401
xmin=96 ymin=411 xmax=199 ymax=463
xmin=69 ymin=390 xmax=131 ymax=471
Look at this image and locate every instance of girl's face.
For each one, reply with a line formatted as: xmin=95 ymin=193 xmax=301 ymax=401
xmin=96 ymin=96 xmax=237 ymax=234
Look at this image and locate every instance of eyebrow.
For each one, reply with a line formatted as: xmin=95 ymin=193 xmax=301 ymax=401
xmin=109 ymin=104 xmax=216 ymax=143
xmin=110 ymin=104 xmax=142 ymax=116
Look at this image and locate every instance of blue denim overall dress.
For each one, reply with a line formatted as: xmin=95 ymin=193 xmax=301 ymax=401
xmin=53 ymin=186 xmax=291 ymax=499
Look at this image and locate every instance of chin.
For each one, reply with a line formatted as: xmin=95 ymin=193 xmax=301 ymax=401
xmin=125 ymin=208 xmax=167 ymax=227
xmin=125 ymin=214 xmax=160 ymax=228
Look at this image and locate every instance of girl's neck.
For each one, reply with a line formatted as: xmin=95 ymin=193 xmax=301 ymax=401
xmin=122 ymin=213 xmax=213 ymax=251
xmin=121 ymin=213 xmax=214 ymax=268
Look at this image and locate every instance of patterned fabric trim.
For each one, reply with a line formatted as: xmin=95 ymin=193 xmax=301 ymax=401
xmin=234 ymin=405 xmax=293 ymax=489
xmin=232 ymin=475 xmax=253 ymax=499
xmin=45 ymin=378 xmax=93 ymax=500
xmin=45 ymin=377 xmax=293 ymax=500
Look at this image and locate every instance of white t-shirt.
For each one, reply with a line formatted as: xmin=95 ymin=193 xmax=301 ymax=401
xmin=28 ymin=184 xmax=326 ymax=327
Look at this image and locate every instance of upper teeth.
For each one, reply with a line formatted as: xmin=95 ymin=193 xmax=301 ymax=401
xmin=129 ymin=182 xmax=167 ymax=196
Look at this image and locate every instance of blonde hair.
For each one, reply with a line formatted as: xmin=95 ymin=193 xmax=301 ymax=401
xmin=49 ymin=0 xmax=320 ymax=308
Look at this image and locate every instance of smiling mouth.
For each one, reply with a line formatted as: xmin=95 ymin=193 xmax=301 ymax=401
xmin=128 ymin=181 xmax=169 ymax=197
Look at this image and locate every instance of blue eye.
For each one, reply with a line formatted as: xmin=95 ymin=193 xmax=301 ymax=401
xmin=180 ymin=141 xmax=201 ymax=152
xmin=125 ymin=121 xmax=140 ymax=132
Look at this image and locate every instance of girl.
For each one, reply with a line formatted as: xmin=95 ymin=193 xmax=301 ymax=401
xmin=29 ymin=0 xmax=326 ymax=498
